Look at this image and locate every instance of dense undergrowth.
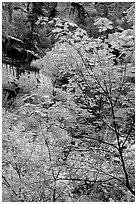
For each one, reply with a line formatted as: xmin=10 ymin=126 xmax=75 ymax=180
xmin=2 ymin=3 xmax=135 ymax=202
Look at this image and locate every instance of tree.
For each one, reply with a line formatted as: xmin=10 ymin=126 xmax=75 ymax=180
xmin=31 ymin=18 xmax=135 ymax=200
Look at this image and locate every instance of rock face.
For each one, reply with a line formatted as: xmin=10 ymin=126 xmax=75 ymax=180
xmin=2 ymin=81 xmax=20 ymax=101
xmin=2 ymin=34 xmax=39 ymax=63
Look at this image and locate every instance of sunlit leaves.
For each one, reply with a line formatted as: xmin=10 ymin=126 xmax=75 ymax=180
xmin=94 ymin=17 xmax=113 ymax=32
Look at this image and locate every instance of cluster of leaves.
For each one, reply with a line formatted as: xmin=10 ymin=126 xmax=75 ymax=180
xmin=94 ymin=2 xmax=134 ymax=28
xmin=67 ymin=2 xmax=134 ymax=39
xmin=32 ymin=17 xmax=135 ymax=200
xmin=2 ymin=3 xmax=135 ymax=202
